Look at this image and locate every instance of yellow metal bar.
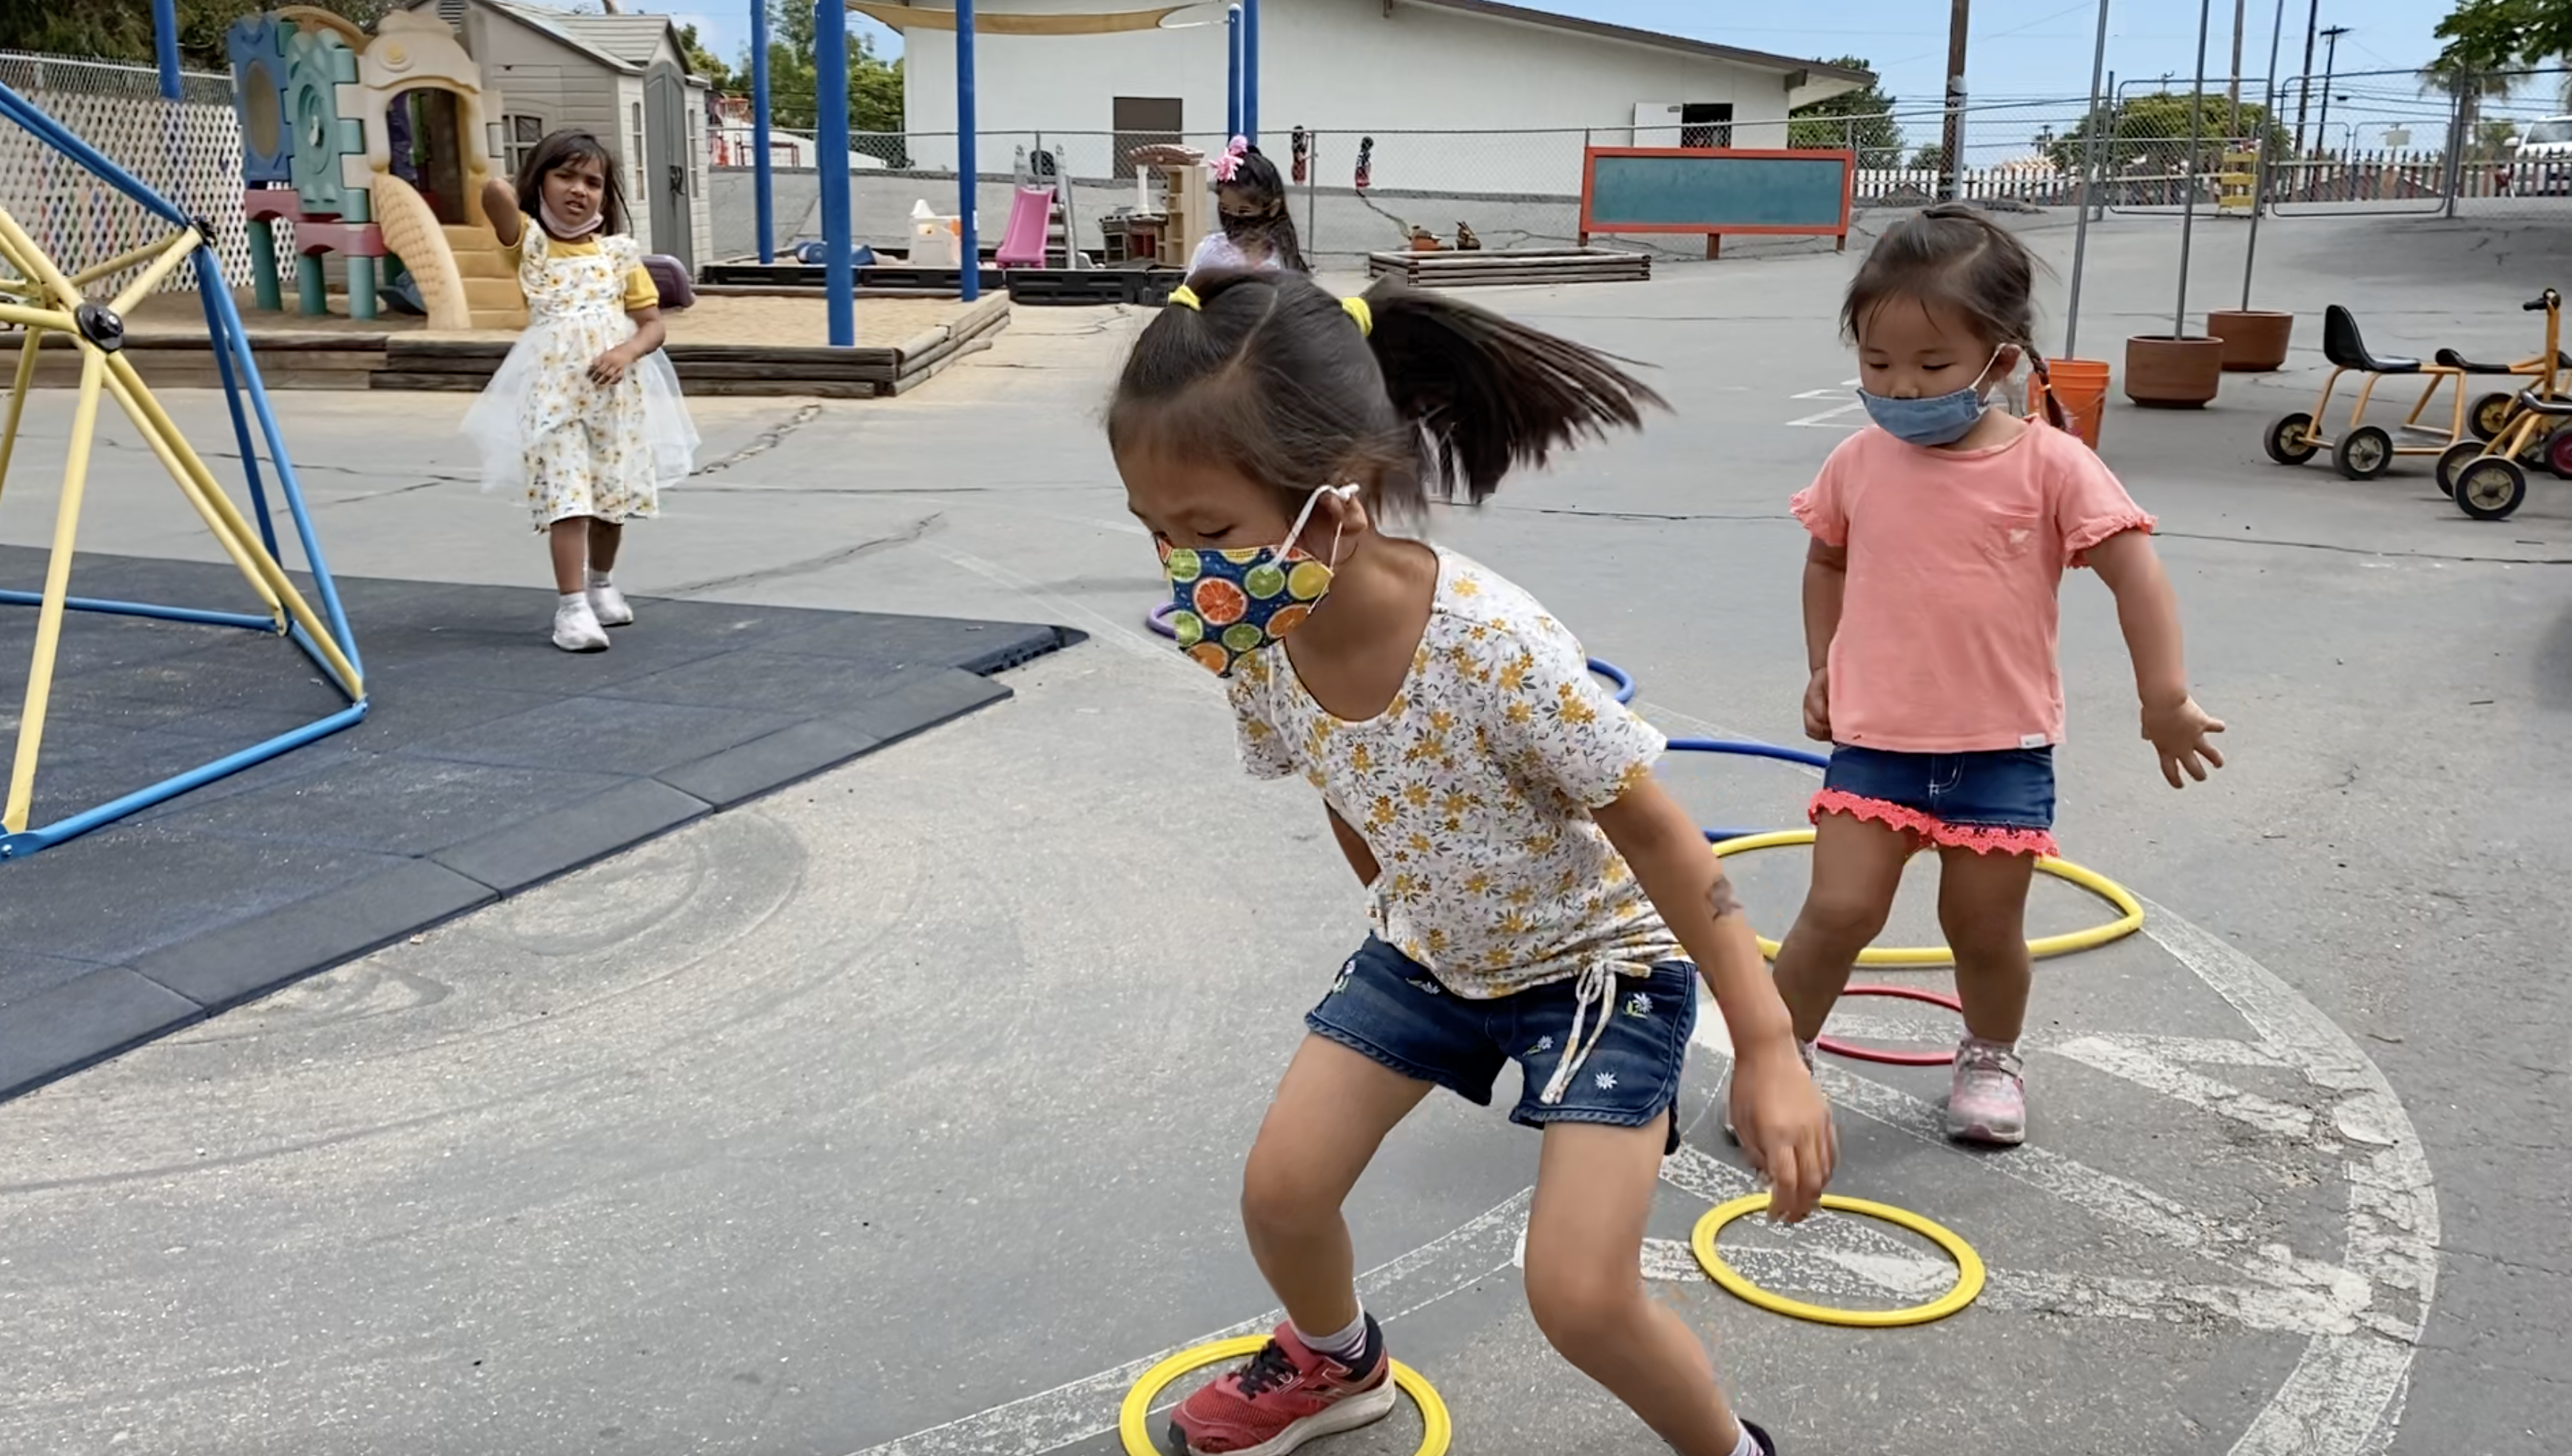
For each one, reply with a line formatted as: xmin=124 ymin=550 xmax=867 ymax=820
xmin=0 ymin=319 xmax=47 ymax=515
xmin=105 ymin=354 xmax=360 ymax=697
xmin=0 ymin=301 xmax=76 ymax=334
xmin=105 ymin=228 xmax=203 ymax=317
xmin=0 ymin=277 xmax=34 ymax=296
xmin=3 ymin=345 xmax=106 ymax=834
xmin=0 ymin=209 xmax=84 ymax=314
xmin=72 ymin=233 xmax=188 ymax=290
xmin=99 ymin=361 xmax=286 ymax=621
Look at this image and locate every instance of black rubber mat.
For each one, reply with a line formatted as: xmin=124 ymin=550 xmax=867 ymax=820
xmin=0 ymin=547 xmax=1076 ymax=1100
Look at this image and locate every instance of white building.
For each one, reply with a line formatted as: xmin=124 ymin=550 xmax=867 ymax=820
xmin=857 ymin=0 xmax=1871 ymax=197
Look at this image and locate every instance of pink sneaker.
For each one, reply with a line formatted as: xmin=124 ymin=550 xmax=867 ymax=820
xmin=1167 ymin=1318 xmax=1396 ymax=1456
xmin=1946 ymin=1038 xmax=2027 ymax=1145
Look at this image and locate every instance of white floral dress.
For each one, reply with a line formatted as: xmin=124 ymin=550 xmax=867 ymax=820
xmin=460 ymin=228 xmax=697 ymax=532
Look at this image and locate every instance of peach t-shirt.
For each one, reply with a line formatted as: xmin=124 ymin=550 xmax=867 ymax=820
xmin=1791 ymin=421 xmax=2155 ymax=754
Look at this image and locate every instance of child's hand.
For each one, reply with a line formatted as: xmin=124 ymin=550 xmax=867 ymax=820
xmin=1730 ymin=1040 xmax=1836 ymax=1222
xmin=2142 ymin=695 xmax=2225 ymax=787
xmin=1801 ymin=667 xmax=1832 ymax=741
xmin=588 ymin=346 xmax=630 ymax=386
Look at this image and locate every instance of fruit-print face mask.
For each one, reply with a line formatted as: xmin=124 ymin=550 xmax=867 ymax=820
xmin=1159 ymin=484 xmax=1357 ymax=677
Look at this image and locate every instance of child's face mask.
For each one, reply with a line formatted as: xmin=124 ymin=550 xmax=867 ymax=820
xmin=1159 ymin=485 xmax=1357 ymax=677
xmin=1858 ymin=346 xmax=2006 ymax=447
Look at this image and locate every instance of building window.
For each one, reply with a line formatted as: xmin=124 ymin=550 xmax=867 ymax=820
xmin=503 ymin=112 xmax=543 ymax=177
xmin=1680 ymin=103 xmax=1734 ymax=149
xmin=629 ymin=101 xmax=647 ymax=210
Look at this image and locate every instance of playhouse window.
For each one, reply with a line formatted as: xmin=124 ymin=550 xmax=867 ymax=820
xmin=504 ymin=114 xmax=543 ymax=178
xmin=630 ymin=102 xmax=647 ymax=203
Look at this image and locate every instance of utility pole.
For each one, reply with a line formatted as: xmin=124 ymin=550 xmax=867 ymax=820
xmin=1940 ymin=0 xmax=1970 ymax=200
xmin=2292 ymin=0 xmax=2321 ymax=155
xmin=2228 ymin=0 xmax=2247 ymax=115
xmin=2316 ymin=24 xmax=2348 ymax=161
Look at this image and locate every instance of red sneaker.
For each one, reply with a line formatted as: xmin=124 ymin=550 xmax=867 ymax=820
xmin=1166 ymin=1318 xmax=1397 ymax=1456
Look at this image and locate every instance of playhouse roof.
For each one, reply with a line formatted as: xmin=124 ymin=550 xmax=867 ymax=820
xmin=434 ymin=0 xmax=703 ymax=78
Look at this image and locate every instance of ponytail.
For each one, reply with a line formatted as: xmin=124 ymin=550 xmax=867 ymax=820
xmin=1356 ymin=277 xmax=1663 ymax=508
xmin=1109 ymin=272 xmax=1661 ymax=520
xmin=2026 ymin=352 xmax=2071 ymax=433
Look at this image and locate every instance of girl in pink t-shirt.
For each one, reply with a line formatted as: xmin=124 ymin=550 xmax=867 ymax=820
xmin=1774 ymin=205 xmax=2226 ymax=1147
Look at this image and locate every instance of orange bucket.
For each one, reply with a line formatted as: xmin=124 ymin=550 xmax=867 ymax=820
xmin=2030 ymin=358 xmax=2111 ymax=449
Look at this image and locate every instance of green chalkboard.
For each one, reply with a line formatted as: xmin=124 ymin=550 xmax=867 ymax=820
xmin=1581 ymin=149 xmax=1851 ymax=236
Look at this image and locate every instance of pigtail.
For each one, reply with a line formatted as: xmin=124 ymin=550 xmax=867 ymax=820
xmin=2027 ymin=353 xmax=2070 ymax=432
xmin=1357 ymin=277 xmax=1664 ymax=508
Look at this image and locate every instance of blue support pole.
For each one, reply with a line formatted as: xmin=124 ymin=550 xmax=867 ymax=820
xmin=752 ymin=0 xmax=775 ymax=263
xmin=198 ymin=255 xmax=281 ymax=559
xmin=2 ymin=704 xmax=368 ymax=860
xmin=1227 ymin=7 xmax=1242 ymax=140
xmin=1242 ymin=0 xmax=1259 ymax=146
xmin=0 ymin=592 xmax=277 ymax=632
xmin=152 ymin=0 xmax=183 ymax=101
xmin=956 ymin=0 xmax=980 ymax=302
xmin=813 ymin=0 xmax=854 ymax=345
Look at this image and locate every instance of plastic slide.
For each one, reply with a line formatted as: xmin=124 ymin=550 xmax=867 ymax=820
xmin=995 ymin=185 xmax=1056 ymax=268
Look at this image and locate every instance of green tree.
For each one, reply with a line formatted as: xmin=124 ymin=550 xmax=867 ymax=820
xmin=1787 ymin=56 xmax=1905 ymax=167
xmin=2433 ymin=0 xmax=2572 ymax=71
xmin=2043 ymin=92 xmax=2293 ymax=172
xmin=10 ymin=0 xmax=394 ymax=71
xmin=675 ymin=21 xmax=735 ymax=95
xmin=758 ymin=0 xmax=905 ymax=163
xmin=1909 ymin=141 xmax=1946 ymax=169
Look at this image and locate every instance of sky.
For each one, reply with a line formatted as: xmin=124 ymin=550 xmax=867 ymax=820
xmin=634 ymin=0 xmax=2459 ymax=142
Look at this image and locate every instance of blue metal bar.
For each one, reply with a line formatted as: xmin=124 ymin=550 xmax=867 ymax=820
xmin=753 ymin=0 xmax=775 ymax=263
xmin=1227 ymin=7 xmax=1242 ymax=140
xmin=199 ymin=254 xmax=364 ymax=681
xmin=196 ymin=256 xmax=280 ymax=559
xmin=1242 ymin=0 xmax=1260 ymax=147
xmin=0 ymin=589 xmax=277 ymax=631
xmin=956 ymin=0 xmax=980 ymax=303
xmin=0 ymin=703 xmax=367 ymax=861
xmin=152 ymin=0 xmax=184 ymax=101
xmin=0 ymin=84 xmax=189 ymax=226
xmin=814 ymin=0 xmax=853 ymax=344
xmin=286 ymin=620 xmax=360 ymax=700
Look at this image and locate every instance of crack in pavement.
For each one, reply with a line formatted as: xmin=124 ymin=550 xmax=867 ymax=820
xmin=696 ymin=402 xmax=827 ymax=476
xmin=659 ymin=513 xmax=943 ymax=598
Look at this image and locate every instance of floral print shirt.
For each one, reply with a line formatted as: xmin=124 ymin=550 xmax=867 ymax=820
xmin=1228 ymin=547 xmax=1681 ymax=998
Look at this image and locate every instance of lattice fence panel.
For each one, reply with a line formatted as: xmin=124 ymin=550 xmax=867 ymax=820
xmin=0 ymin=52 xmax=264 ymax=300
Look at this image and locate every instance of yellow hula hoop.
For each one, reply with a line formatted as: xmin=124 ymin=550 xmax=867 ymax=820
xmin=1119 ymin=1335 xmax=1452 ymax=1456
xmin=1691 ymin=1192 xmax=1986 ymax=1328
xmin=1709 ymin=829 xmax=2144 ymax=966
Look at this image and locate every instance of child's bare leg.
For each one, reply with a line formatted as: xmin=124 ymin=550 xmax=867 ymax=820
xmin=1524 ymin=1119 xmax=1742 ymax=1456
xmin=1241 ymin=1035 xmax=1434 ymax=1332
xmin=547 ymin=517 xmax=590 ymax=593
xmin=1770 ymin=812 xmax=1912 ymax=1043
xmin=588 ymin=518 xmax=623 ymax=573
xmin=1935 ymin=846 xmax=2036 ymax=1042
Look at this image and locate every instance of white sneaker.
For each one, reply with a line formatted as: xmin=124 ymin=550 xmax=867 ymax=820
xmin=553 ymin=595 xmax=610 ymax=652
xmin=586 ymin=578 xmax=634 ymax=627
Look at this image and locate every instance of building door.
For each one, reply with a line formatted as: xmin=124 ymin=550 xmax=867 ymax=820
xmin=1114 ymin=95 xmax=1182 ymax=179
xmin=1680 ymin=103 xmax=1734 ymax=149
xmin=644 ymin=61 xmax=691 ymax=266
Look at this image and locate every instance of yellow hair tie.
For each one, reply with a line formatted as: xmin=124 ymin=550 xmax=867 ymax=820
xmin=1341 ymin=296 xmax=1373 ymax=337
xmin=1168 ymin=284 xmax=1201 ymax=311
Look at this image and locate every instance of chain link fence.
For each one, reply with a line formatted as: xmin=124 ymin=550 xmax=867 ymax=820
xmin=0 ymin=52 xmax=257 ymax=297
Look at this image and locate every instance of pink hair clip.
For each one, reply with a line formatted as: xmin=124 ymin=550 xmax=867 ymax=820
xmin=1211 ymin=135 xmax=1248 ymax=183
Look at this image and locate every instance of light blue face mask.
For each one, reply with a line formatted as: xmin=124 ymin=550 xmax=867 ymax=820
xmin=1859 ymin=348 xmax=2006 ymax=447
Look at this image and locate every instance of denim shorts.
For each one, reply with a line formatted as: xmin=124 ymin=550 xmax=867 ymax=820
xmin=1304 ymin=937 xmax=1697 ymax=1151
xmin=1812 ymin=744 xmax=2058 ymax=857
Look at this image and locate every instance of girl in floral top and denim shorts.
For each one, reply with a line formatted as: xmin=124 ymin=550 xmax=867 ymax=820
xmin=1774 ymin=205 xmax=2228 ymax=1147
xmin=1112 ymin=272 xmax=1833 ymax=1456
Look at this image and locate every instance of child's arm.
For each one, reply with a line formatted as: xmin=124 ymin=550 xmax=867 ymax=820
xmin=1800 ymin=538 xmax=1847 ymax=741
xmin=2084 ymin=530 xmax=2225 ymax=787
xmin=588 ymin=306 xmax=665 ymax=385
xmin=480 ymin=179 xmax=522 ymax=247
xmin=1324 ymin=806 xmax=1381 ymax=886
xmin=1594 ymin=783 xmax=1834 ymax=1221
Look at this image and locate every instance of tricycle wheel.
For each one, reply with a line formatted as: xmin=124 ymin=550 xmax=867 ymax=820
xmin=2263 ymin=411 xmax=2319 ymax=465
xmin=2471 ymin=391 xmax=2517 ymax=441
xmin=2437 ymin=440 xmax=2485 ymax=497
xmin=2455 ymin=456 xmax=2528 ymax=520
xmin=2546 ymin=423 xmax=2572 ymax=479
xmin=2334 ymin=425 xmax=2394 ymax=481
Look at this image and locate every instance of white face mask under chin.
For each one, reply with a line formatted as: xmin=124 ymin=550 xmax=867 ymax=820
xmin=540 ymin=199 xmax=604 ymax=239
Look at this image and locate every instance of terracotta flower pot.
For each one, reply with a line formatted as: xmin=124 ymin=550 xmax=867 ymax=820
xmin=2124 ymin=334 xmax=2226 ymax=408
xmin=2206 ymin=309 xmax=2295 ymax=372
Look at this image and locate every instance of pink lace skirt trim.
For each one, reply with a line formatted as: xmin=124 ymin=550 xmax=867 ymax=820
xmin=1809 ymin=789 xmax=2058 ymax=858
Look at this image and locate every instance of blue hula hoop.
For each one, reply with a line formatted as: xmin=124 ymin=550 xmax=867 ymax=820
xmin=1586 ymin=657 xmax=1636 ymax=705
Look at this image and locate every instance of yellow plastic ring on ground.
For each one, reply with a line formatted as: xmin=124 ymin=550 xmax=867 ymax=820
xmin=1119 ymin=1335 xmax=1452 ymax=1456
xmin=1709 ymin=828 xmax=2144 ymax=965
xmin=1691 ymin=1192 xmax=1986 ymax=1328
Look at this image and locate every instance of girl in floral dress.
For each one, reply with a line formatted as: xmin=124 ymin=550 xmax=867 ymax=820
xmin=463 ymin=129 xmax=696 ymax=652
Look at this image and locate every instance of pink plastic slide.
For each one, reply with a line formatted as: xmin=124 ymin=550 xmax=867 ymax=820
xmin=995 ymin=185 xmax=1056 ymax=268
